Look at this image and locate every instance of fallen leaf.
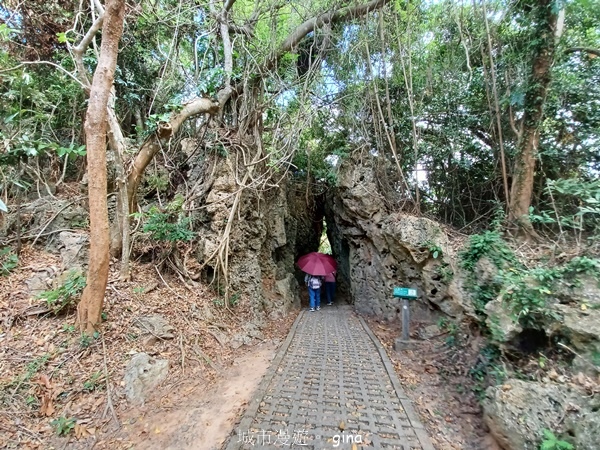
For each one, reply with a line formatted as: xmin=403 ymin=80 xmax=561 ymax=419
xmin=40 ymin=393 xmax=54 ymax=417
xmin=93 ymin=396 xmax=105 ymax=409
xmin=74 ymin=424 xmax=88 ymax=439
xmin=35 ymin=373 xmax=53 ymax=389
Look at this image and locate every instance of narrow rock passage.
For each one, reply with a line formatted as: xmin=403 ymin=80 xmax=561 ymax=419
xmin=224 ymin=305 xmax=434 ymax=449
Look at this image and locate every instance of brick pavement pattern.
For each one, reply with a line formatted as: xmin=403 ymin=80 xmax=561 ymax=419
xmin=224 ymin=306 xmax=434 ymax=450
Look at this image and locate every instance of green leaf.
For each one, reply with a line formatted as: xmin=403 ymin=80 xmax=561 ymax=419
xmin=541 ymin=442 xmax=555 ymax=450
xmin=558 ymin=442 xmax=574 ymax=450
xmin=3 ymin=112 xmax=18 ymax=124
xmin=543 ymin=429 xmax=556 ymax=440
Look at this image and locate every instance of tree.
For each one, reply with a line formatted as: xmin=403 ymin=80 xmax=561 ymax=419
xmin=76 ymin=0 xmax=126 ymax=333
xmin=507 ymin=0 xmax=563 ymax=238
xmin=104 ymin=0 xmax=393 ymax=284
xmin=2 ymin=0 xmax=598 ymax=274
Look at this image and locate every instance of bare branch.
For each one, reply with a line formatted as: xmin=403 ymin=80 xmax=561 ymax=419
xmin=127 ymin=97 xmax=220 ymax=211
xmin=265 ymin=0 xmax=391 ymax=71
xmin=0 ymin=61 xmax=86 ymax=88
xmin=564 ymin=47 xmax=600 ymax=57
xmin=223 ymin=0 xmax=236 ymax=12
xmin=93 ymin=0 xmax=105 ymax=15
xmin=217 ymin=0 xmax=390 ymax=108
xmin=229 ymin=23 xmax=255 ymax=37
xmin=72 ymin=12 xmax=105 ymax=87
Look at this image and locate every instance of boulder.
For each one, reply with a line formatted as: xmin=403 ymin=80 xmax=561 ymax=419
xmin=230 ymin=323 xmax=264 ymax=349
xmin=549 ymin=305 xmax=600 ymax=375
xmin=187 ymin=149 xmax=319 ymax=319
xmin=483 ymin=379 xmax=600 ymax=450
xmin=552 ymin=276 xmax=600 ymax=307
xmin=475 ymin=256 xmax=499 ymax=286
xmin=485 ymin=297 xmax=522 ymax=343
xmin=418 ymin=324 xmax=441 ymax=340
xmin=25 ymin=267 xmax=59 ymax=297
xmin=56 ymin=231 xmax=89 ymax=270
xmin=1 ymin=197 xmax=87 ymax=243
xmin=268 ymin=274 xmax=299 ymax=318
xmin=123 ymin=353 xmax=169 ymax=405
xmin=133 ymin=315 xmax=175 ymax=346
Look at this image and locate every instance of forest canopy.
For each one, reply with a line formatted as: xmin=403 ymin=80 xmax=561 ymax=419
xmin=1 ymin=0 xmax=598 ymax=232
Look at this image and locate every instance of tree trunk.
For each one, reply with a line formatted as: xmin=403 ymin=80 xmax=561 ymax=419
xmin=106 ymin=90 xmax=131 ymax=280
xmin=508 ymin=0 xmax=560 ymax=238
xmin=77 ymin=0 xmax=126 ymax=334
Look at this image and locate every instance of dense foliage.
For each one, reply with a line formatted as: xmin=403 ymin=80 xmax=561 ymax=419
xmin=1 ymin=0 xmax=598 ymax=238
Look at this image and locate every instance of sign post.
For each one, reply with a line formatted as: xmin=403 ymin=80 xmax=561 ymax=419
xmin=393 ymin=287 xmax=418 ymax=350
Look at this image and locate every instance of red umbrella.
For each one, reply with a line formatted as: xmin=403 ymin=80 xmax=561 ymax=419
xmin=297 ymin=252 xmax=336 ymax=276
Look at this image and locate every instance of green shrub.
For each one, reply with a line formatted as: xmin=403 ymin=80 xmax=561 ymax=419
xmin=230 ymin=292 xmax=241 ymax=306
xmin=420 ymin=240 xmax=443 ymax=259
xmin=82 ymin=372 xmax=104 ymax=392
xmin=540 ymin=429 xmax=574 ymax=450
xmin=459 ymin=231 xmax=518 ymax=315
xmin=530 ymin=177 xmax=600 ymax=235
xmin=460 ymin=230 xmax=600 ymax=329
xmin=138 ymin=195 xmax=195 ymax=242
xmin=460 ymin=231 xmax=517 ymax=272
xmin=469 ymin=345 xmax=505 ymax=399
xmin=501 ymin=268 xmax=560 ymax=327
xmin=501 ymin=256 xmax=600 ymax=327
xmin=79 ymin=331 xmax=100 ymax=348
xmin=50 ymin=416 xmax=76 ymax=436
xmin=38 ymin=270 xmax=86 ymax=314
xmin=0 ymin=247 xmax=18 ymax=275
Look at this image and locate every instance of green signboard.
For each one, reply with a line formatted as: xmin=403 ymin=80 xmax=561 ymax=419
xmin=393 ymin=287 xmax=418 ymax=299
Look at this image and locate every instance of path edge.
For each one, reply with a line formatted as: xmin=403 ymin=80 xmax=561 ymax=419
xmin=223 ymin=310 xmax=305 ymax=450
xmin=358 ymin=315 xmax=436 ymax=450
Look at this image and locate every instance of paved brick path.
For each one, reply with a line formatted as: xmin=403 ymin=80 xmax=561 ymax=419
xmin=224 ymin=306 xmax=434 ymax=450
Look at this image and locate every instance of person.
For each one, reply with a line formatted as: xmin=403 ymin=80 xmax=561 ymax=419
xmin=304 ymin=273 xmax=324 ymax=311
xmin=324 ymin=271 xmax=336 ymax=305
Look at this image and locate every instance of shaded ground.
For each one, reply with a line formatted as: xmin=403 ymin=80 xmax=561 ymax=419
xmin=0 ymin=246 xmax=295 ymax=449
xmin=2 ymin=247 xmax=501 ymax=450
xmin=365 ymin=317 xmax=501 ymax=450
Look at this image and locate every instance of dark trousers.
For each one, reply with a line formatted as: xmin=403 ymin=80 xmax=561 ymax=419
xmin=324 ymin=282 xmax=336 ymax=304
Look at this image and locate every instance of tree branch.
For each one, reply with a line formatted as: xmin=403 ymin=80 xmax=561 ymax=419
xmin=564 ymin=47 xmax=600 ymax=58
xmin=72 ymin=12 xmax=105 ymax=88
xmin=223 ymin=0 xmax=236 ymax=13
xmin=126 ymin=97 xmax=220 ymax=211
xmin=0 ymin=61 xmax=86 ymax=88
xmin=219 ymin=0 xmax=390 ymax=107
xmin=265 ymin=0 xmax=391 ymax=71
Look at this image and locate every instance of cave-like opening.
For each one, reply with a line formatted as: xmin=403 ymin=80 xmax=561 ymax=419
xmin=290 ymin=192 xmax=352 ymax=307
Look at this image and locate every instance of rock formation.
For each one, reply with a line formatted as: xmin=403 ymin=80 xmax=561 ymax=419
xmin=325 ymin=158 xmax=466 ymax=319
